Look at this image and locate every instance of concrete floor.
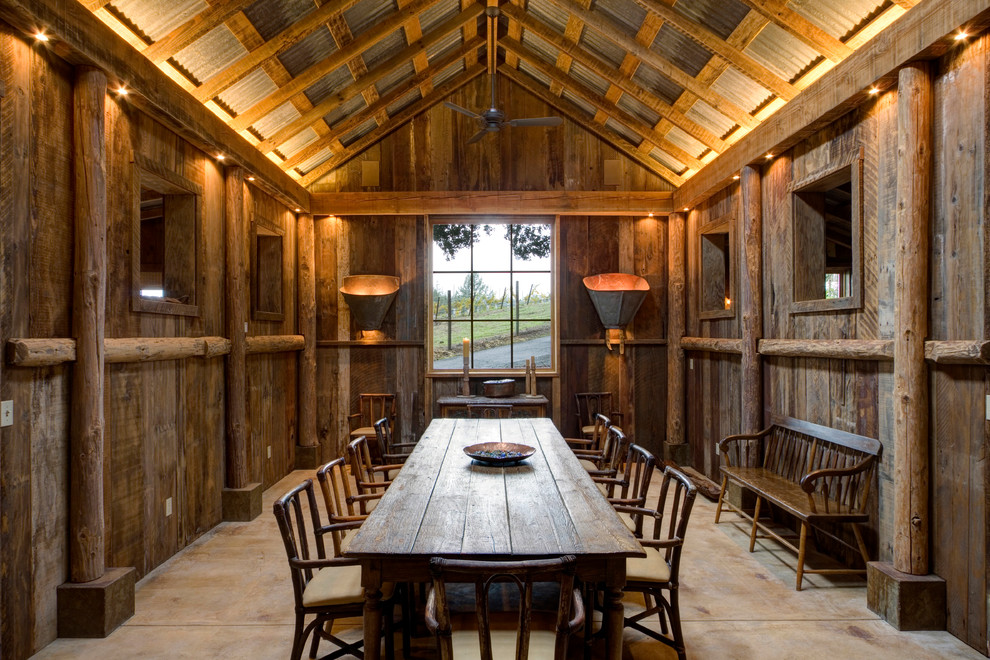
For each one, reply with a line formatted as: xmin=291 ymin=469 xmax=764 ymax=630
xmin=33 ymin=469 xmax=983 ymax=660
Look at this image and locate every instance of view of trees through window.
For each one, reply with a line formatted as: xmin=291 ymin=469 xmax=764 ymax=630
xmin=432 ymin=220 xmax=552 ymax=371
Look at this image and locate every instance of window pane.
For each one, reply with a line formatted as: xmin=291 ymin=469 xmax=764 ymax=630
xmin=512 ymin=323 xmax=552 ymax=368
xmin=473 ymin=273 xmax=511 ymax=319
xmin=472 ymin=321 xmax=512 ymax=370
xmin=433 ymin=224 xmax=473 ymax=271
xmin=511 ymin=224 xmax=551 ymax=270
xmin=514 ymin=273 xmax=551 ymax=320
xmin=474 ymin=225 xmax=511 ymax=271
xmin=432 ymin=272 xmax=471 ymax=320
xmin=432 ymin=321 xmax=472 ymax=370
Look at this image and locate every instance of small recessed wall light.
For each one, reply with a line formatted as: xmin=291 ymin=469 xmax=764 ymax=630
xmin=765 ymin=153 xmax=773 ymax=159
xmin=682 ymin=207 xmax=689 ymax=212
xmin=955 ymin=31 xmax=968 ymax=41
xmin=294 ymin=208 xmax=301 ymax=212
xmin=246 ymin=175 xmax=255 ymax=181
xmin=732 ymin=174 xmax=740 ymax=180
xmin=34 ymin=31 xmax=49 ymax=42
xmin=216 ymin=154 xmax=225 ymax=161
xmin=868 ymin=87 xmax=880 ymax=95
xmin=647 ymin=211 xmax=654 ymax=218
xmin=116 ymin=86 xmax=128 ymax=96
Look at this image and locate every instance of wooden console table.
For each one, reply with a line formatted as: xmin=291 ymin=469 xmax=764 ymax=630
xmin=437 ymin=394 xmax=548 ymax=418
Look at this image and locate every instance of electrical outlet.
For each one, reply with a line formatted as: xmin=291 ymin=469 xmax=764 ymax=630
xmin=267 ymin=445 xmax=272 ymax=459
xmin=244 ymin=321 xmax=248 ymax=333
xmin=165 ymin=497 xmax=173 ymax=517
xmin=986 ymin=395 xmax=990 ymax=421
xmin=689 ymin=358 xmax=694 ymax=370
xmin=0 ymin=400 xmax=12 ymax=427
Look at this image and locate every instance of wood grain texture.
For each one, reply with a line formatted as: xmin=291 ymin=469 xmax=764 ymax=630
xmin=740 ymin=164 xmax=763 ymax=434
xmin=297 ymin=213 xmax=317 ymax=449
xmin=224 ymin=167 xmax=248 ymax=489
xmin=666 ymin=212 xmax=686 ymax=447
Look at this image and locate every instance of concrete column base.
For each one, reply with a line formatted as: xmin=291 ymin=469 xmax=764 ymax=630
xmin=663 ymin=441 xmax=691 ymax=466
xmin=867 ymin=561 xmax=946 ymax=631
xmin=294 ymin=444 xmax=321 ymax=469
xmin=57 ymin=567 xmax=136 ymax=638
xmin=222 ymin=483 xmax=263 ymax=521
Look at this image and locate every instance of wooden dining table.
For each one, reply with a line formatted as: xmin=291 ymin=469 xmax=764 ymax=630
xmin=345 ymin=416 xmax=645 ymax=659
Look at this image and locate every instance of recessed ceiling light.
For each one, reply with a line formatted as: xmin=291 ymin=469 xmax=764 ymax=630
xmin=647 ymin=212 xmax=653 ymax=218
xmin=765 ymin=153 xmax=773 ymax=159
xmin=216 ymin=154 xmax=225 ymax=161
xmin=116 ymin=86 xmax=128 ymax=96
xmin=34 ymin=31 xmax=49 ymax=42
xmin=295 ymin=208 xmax=301 ymax=212
xmin=732 ymin=174 xmax=740 ymax=180
xmin=682 ymin=207 xmax=689 ymax=212
xmin=954 ymin=31 xmax=968 ymax=41
xmin=246 ymin=175 xmax=255 ymax=181
xmin=868 ymin=87 xmax=880 ymax=95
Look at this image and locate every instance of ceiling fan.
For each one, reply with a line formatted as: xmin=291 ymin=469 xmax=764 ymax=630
xmin=444 ymin=0 xmax=562 ymax=144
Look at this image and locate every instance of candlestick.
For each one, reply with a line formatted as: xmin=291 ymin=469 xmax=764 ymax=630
xmin=530 ymin=355 xmax=536 ymax=394
xmin=461 ymin=338 xmax=471 ymax=396
xmin=462 ymin=337 xmax=469 ymax=359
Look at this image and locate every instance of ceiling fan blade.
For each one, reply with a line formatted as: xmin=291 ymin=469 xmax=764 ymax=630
xmin=506 ymin=116 xmax=563 ymax=127
xmin=445 ymin=101 xmax=482 ymax=120
xmin=466 ymin=126 xmax=492 ymax=144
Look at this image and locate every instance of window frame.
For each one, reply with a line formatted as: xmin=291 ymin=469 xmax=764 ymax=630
xmin=131 ymin=154 xmax=202 ymax=317
xmin=426 ymin=215 xmax=557 ymax=376
xmin=698 ymin=214 xmax=735 ymax=321
xmin=789 ymin=149 xmax=864 ymax=315
xmin=251 ymin=213 xmax=285 ymax=322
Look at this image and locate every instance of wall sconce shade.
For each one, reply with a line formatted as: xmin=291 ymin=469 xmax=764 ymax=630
xmin=340 ymin=275 xmax=400 ymax=331
xmin=582 ymin=273 xmax=650 ymax=328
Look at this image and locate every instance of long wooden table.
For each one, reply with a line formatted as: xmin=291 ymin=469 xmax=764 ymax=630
xmin=345 ymin=417 xmax=645 ymax=659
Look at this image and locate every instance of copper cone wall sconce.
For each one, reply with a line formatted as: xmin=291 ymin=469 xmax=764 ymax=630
xmin=340 ymin=275 xmax=400 ymax=332
xmin=583 ymin=273 xmax=650 ymax=354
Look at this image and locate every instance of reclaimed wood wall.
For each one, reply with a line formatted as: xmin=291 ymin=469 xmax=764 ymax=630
xmin=0 ymin=26 xmax=299 ymax=657
xmin=683 ymin=35 xmax=989 ymax=653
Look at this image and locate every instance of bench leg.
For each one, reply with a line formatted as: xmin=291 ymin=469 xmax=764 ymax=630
xmin=796 ymin=521 xmax=808 ymax=591
xmin=748 ymin=497 xmax=762 ymax=552
xmin=714 ymin=476 xmax=728 ymax=523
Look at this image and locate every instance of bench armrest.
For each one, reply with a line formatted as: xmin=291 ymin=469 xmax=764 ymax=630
xmin=718 ymin=426 xmax=774 ymax=467
xmin=799 ymin=455 xmax=876 ymax=494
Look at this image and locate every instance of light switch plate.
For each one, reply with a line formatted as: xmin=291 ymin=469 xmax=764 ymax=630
xmin=267 ymin=445 xmax=272 ymax=459
xmin=165 ymin=497 xmax=173 ymax=517
xmin=0 ymin=400 xmax=12 ymax=427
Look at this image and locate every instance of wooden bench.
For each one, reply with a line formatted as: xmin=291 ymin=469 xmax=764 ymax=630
xmin=714 ymin=415 xmax=882 ymax=590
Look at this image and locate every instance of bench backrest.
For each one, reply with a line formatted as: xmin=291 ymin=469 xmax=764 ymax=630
xmin=764 ymin=415 xmax=882 ymax=514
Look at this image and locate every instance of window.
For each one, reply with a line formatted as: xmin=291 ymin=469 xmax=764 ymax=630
xmin=251 ymin=217 xmax=285 ymax=321
xmin=698 ymin=216 xmax=734 ymax=320
xmin=132 ymin=155 xmax=201 ymax=316
xmin=430 ymin=218 xmax=553 ymax=371
xmin=791 ymin=151 xmax=863 ymax=313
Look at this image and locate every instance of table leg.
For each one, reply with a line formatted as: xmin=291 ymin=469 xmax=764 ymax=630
xmin=603 ymin=585 xmax=624 ymax=660
xmin=364 ymin=584 xmax=383 ymax=660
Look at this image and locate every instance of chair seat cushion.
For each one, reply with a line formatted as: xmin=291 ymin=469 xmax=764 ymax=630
xmin=351 ymin=426 xmax=375 ymax=438
xmin=303 ymin=564 xmax=394 ymax=607
xmin=451 ymin=628 xmax=557 ymax=659
xmin=581 ymin=424 xmax=596 ymax=437
xmin=617 ymin=510 xmax=638 ymax=535
xmin=626 ymin=546 xmax=671 ymax=584
xmin=579 ymin=458 xmax=599 ymax=472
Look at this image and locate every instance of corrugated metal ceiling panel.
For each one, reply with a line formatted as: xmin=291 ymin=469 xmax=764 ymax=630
xmin=432 ymin=59 xmax=465 ymax=88
xmin=664 ymin=125 xmax=706 ymax=159
xmin=710 ymin=65 xmax=770 ymax=114
xmin=278 ymin=126 xmax=319 ymax=158
xmin=387 ymin=88 xmax=422 ymax=115
xmin=345 ymin=0 xmax=399 ymax=38
xmin=219 ymin=68 xmax=278 ymax=117
xmin=277 ymin=27 xmax=339 ymax=78
xmin=650 ymin=22 xmax=712 ymax=78
xmin=420 ymin=0 xmax=460 ymax=34
xmin=521 ymin=30 xmax=562 ymax=65
xmin=362 ymin=29 xmax=406 ymax=69
xmin=304 ymin=65 xmax=356 ymax=106
xmin=592 ymin=0 xmax=647 ymax=34
xmin=744 ymin=22 xmax=820 ymax=82
xmin=376 ymin=61 xmax=416 ymax=96
xmin=252 ymin=102 xmax=302 ymax=141
xmin=684 ymin=99 xmax=735 ymax=140
xmin=788 ymin=0 xmax=885 ymax=40
xmin=527 ymin=0 xmax=570 ymax=35
xmin=340 ymin=117 xmax=379 ymax=146
xmin=650 ymin=146 xmax=685 ymax=173
xmin=617 ymin=93 xmax=660 ymax=127
xmin=426 ymin=30 xmax=463 ymax=61
xmin=173 ymin=24 xmax=247 ymax=86
xmin=325 ymin=94 xmax=368 ymax=128
xmin=672 ymin=0 xmax=749 ymax=41
xmin=297 ymin=147 xmax=334 ymax=175
xmin=517 ymin=60 xmax=553 ymax=89
xmin=561 ymin=89 xmax=596 ymax=117
xmin=605 ymin=117 xmax=641 ymax=147
xmin=111 ymin=0 xmax=207 ymax=42
xmin=568 ymin=60 xmax=611 ymax=97
xmin=242 ymin=0 xmax=313 ymax=42
xmin=579 ymin=26 xmax=625 ymax=69
xmin=631 ymin=63 xmax=683 ymax=107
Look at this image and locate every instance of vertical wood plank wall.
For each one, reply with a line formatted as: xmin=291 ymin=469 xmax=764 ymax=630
xmin=683 ymin=36 xmax=989 ymax=653
xmin=0 ymin=28 xmax=299 ymax=656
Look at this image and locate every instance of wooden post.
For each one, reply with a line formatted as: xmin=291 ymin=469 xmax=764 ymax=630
xmin=893 ymin=62 xmax=932 ymax=576
xmin=296 ymin=212 xmax=319 ymax=467
xmin=740 ymin=164 xmax=763 ymax=437
xmin=224 ymin=166 xmax=248 ymax=489
xmin=665 ymin=211 xmax=688 ymax=463
xmin=70 ymin=66 xmax=107 ymax=584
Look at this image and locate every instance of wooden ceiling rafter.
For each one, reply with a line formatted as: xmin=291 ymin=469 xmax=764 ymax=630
xmin=396 ymin=0 xmax=436 ymax=98
xmin=324 ymin=12 xmax=385 ymax=128
xmin=299 ymin=63 xmax=487 ymax=186
xmin=500 ymin=36 xmax=702 ymax=172
xmin=230 ymin=0 xmax=471 ymax=131
xmin=735 ymin=0 xmax=853 ymax=63
xmin=501 ymin=66 xmax=685 ymax=186
xmin=192 ymin=0 xmax=363 ymax=102
xmin=632 ymin=0 xmax=797 ymax=101
xmin=548 ymin=0 xmax=591 ymax=97
xmin=141 ymin=0 xmax=257 ymax=64
xmin=544 ymin=0 xmax=758 ymax=129
xmin=503 ymin=0 xmax=526 ymax=69
xmin=278 ymin=39 xmax=484 ymax=170
xmin=258 ymin=34 xmax=484 ymax=155
xmin=501 ymin=5 xmax=727 ymax=153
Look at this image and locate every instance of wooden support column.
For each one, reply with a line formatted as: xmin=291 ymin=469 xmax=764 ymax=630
xmin=295 ymin=212 xmax=319 ymax=468
xmin=222 ymin=166 xmax=261 ymax=521
xmin=665 ymin=211 xmax=689 ymax=464
xmin=57 ymin=66 xmax=136 ymax=639
xmin=740 ymin=164 xmax=763 ymax=437
xmin=868 ymin=61 xmax=945 ymax=632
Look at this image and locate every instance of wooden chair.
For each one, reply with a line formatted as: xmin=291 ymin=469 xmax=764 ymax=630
xmin=574 ymin=392 xmax=621 ymax=439
xmin=346 ymin=435 xmax=403 ymax=514
xmin=349 ymin=393 xmax=396 ymax=459
xmin=315 ymin=457 xmax=368 ymax=557
xmin=375 ymin=417 xmax=418 ymax=463
xmin=607 ymin=443 xmax=657 ymax=538
xmin=425 ymin=555 xmax=585 ymax=660
xmin=466 ymin=403 xmax=513 ymax=419
xmin=584 ymin=426 xmax=632 ymax=496
xmin=616 ymin=465 xmax=697 ymax=660
xmin=569 ymin=413 xmax=610 ymax=461
xmin=273 ymin=478 xmax=396 ymax=660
